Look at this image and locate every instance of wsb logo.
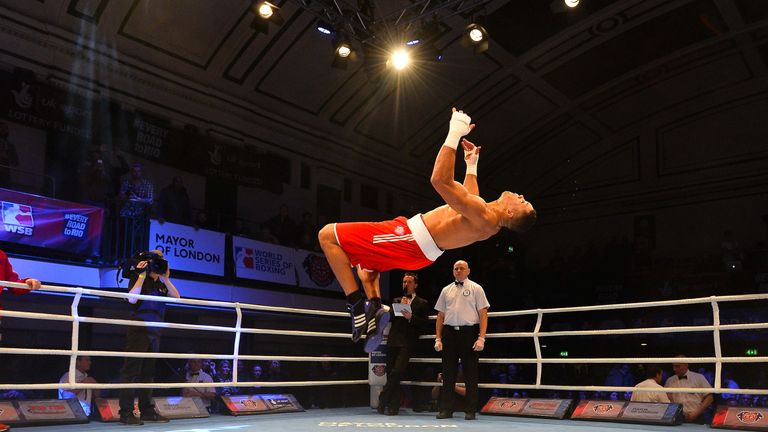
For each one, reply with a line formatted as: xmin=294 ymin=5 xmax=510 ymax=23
xmin=1 ymin=201 xmax=34 ymax=236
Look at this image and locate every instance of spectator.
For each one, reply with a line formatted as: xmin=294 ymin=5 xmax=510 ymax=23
xmin=605 ymin=364 xmax=635 ymax=388
xmin=0 ymin=122 xmax=19 ymax=188
xmin=297 ymin=212 xmax=316 ymax=250
xmin=266 ymin=205 xmax=296 ymax=246
xmin=249 ymin=363 xmax=264 ymax=392
xmin=698 ymin=367 xmax=715 ymax=387
xmin=721 ymin=369 xmax=740 ymax=405
xmin=77 ymin=147 xmax=111 ymax=206
xmin=193 ymin=210 xmax=213 ymax=231
xmin=58 ymin=356 xmax=99 ymax=416
xmin=181 ymin=358 xmax=217 ymax=411
xmin=631 ymin=365 xmax=670 ymax=403
xmin=216 ymin=360 xmax=239 ymax=397
xmin=232 ymin=219 xmax=252 ymax=238
xmin=203 ymin=359 xmax=217 ymax=381
xmin=665 ymin=356 xmax=713 ymax=423
xmin=265 ymin=360 xmax=285 ymax=381
xmin=157 ymin=176 xmax=191 ymax=225
xmin=118 ymin=163 xmax=154 ymax=218
xmin=254 ymin=224 xmax=279 ymax=244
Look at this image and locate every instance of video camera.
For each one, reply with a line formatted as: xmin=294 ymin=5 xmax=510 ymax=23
xmin=117 ymin=250 xmax=169 ymax=282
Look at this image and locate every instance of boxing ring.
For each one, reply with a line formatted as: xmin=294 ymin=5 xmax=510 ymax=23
xmin=2 ymin=280 xmax=768 ymax=431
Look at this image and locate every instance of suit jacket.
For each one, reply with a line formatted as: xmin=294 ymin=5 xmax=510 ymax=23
xmin=388 ymin=294 xmax=429 ymax=348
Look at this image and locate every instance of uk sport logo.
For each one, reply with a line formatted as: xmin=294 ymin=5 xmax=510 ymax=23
xmin=1 ymin=201 xmax=34 ymax=236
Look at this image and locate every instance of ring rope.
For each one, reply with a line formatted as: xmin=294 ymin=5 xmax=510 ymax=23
xmin=2 ymin=281 xmax=767 ymax=396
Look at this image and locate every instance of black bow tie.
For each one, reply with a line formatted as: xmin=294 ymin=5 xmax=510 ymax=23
xmin=679 ymin=375 xmax=687 ymax=380
xmin=455 ymin=280 xmax=464 ymax=286
xmin=190 ymin=372 xmax=199 ymax=377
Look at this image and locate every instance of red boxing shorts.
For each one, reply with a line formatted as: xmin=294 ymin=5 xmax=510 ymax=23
xmin=334 ymin=214 xmax=444 ymax=273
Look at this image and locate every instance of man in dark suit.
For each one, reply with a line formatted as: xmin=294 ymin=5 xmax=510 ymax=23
xmin=378 ymin=272 xmax=429 ymax=415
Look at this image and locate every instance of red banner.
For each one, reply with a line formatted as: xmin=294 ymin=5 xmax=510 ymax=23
xmin=0 ymin=188 xmax=104 ymax=256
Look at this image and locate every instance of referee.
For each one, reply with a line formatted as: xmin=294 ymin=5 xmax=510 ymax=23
xmin=434 ymin=260 xmax=489 ymax=420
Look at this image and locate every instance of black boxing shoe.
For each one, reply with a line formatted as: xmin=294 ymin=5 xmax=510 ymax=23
xmin=140 ymin=411 xmax=169 ymax=423
xmin=348 ymin=299 xmax=367 ymax=343
xmin=364 ymin=304 xmax=390 ymax=353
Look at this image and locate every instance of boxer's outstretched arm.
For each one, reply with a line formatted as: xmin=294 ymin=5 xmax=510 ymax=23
xmin=431 ymin=109 xmax=486 ymax=220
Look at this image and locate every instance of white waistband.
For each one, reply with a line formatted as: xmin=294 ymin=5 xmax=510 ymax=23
xmin=406 ymin=214 xmax=443 ymax=262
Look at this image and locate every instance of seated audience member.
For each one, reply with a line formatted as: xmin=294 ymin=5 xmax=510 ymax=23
xmin=605 ymin=364 xmax=635 ymax=388
xmin=58 ymin=356 xmax=100 ymax=416
xmin=265 ymin=360 xmax=284 ymax=381
xmin=631 ymin=365 xmax=670 ymax=403
xmin=181 ymin=358 xmax=217 ymax=411
xmin=720 ymin=369 xmax=740 ymax=405
xmin=216 ymin=360 xmax=239 ymax=397
xmin=249 ymin=363 xmax=264 ymax=393
xmin=665 ymin=356 xmax=713 ymax=423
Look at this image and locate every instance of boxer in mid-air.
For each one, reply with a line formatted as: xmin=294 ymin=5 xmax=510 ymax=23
xmin=319 ymin=108 xmax=537 ymax=352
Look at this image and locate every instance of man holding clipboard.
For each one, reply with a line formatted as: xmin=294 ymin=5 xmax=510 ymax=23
xmin=377 ymin=272 xmax=429 ymax=415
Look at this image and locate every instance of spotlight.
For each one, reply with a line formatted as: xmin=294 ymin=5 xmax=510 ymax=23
xmin=316 ymin=20 xmax=333 ymax=35
xmin=332 ymin=35 xmax=353 ymax=70
xmin=257 ymin=2 xmax=274 ymax=18
xmin=389 ymin=49 xmax=411 ymax=70
xmin=469 ymin=28 xmax=484 ymax=42
xmin=564 ymin=0 xmax=580 ymax=7
xmin=461 ymin=23 xmax=489 ymax=54
xmin=251 ymin=1 xmax=284 ymax=29
xmin=336 ymin=44 xmax=351 ymax=58
xmin=406 ymin=39 xmax=420 ymax=46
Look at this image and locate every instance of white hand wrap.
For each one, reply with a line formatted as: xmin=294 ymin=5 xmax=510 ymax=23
xmin=442 ymin=111 xmax=472 ymax=150
xmin=465 ymin=146 xmax=479 ymax=176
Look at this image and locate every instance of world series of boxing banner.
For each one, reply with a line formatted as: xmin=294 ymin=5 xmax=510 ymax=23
xmin=233 ymin=235 xmax=342 ymax=292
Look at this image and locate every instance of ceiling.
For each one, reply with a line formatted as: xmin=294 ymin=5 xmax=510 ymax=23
xmin=1 ymin=0 xmax=767 ymax=224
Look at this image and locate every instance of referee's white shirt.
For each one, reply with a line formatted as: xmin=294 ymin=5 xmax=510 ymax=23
xmin=435 ymin=278 xmax=490 ymax=326
xmin=665 ymin=370 xmax=711 ymax=413
xmin=631 ymin=378 xmax=670 ymax=403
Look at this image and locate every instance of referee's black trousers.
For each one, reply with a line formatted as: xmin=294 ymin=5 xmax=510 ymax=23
xmin=440 ymin=324 xmax=479 ymax=413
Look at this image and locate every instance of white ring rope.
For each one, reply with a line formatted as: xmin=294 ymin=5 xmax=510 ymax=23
xmin=1 ymin=281 xmax=767 ymax=396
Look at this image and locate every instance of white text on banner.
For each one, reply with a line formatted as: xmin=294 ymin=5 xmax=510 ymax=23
xmin=233 ymin=236 xmax=297 ymax=285
xmin=149 ymin=220 xmax=226 ymax=276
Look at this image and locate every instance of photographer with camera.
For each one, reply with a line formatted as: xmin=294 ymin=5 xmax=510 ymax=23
xmin=118 ymin=250 xmax=180 ymax=426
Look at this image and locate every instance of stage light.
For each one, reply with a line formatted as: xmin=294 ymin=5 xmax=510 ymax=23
xmin=469 ymin=28 xmax=484 ymax=42
xmin=462 ymin=23 xmax=489 ymax=54
xmin=406 ymin=39 xmax=420 ymax=46
xmin=565 ymin=0 xmax=580 ymax=7
xmin=257 ymin=2 xmax=274 ymax=18
xmin=332 ymin=35 xmax=353 ymax=70
xmin=317 ymin=20 xmax=333 ymax=35
xmin=336 ymin=44 xmax=351 ymax=58
xmin=390 ymin=49 xmax=411 ymax=70
xmin=250 ymin=1 xmax=284 ymax=35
